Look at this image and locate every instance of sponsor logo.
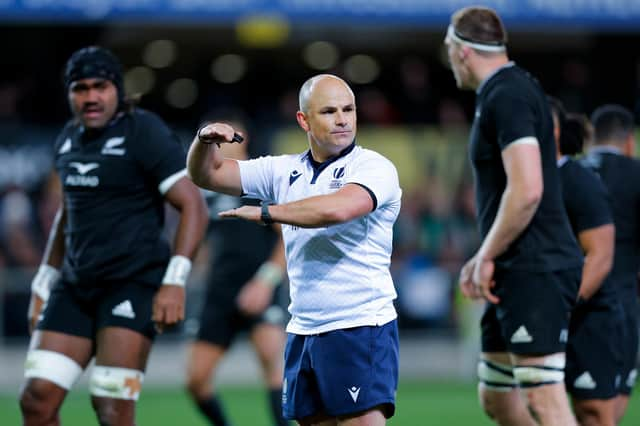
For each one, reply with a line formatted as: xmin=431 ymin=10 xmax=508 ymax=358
xmin=333 ymin=167 xmax=345 ymax=179
xmin=289 ymin=170 xmax=302 ymax=186
xmin=101 ymin=137 xmax=126 ymax=156
xmin=112 ymin=300 xmax=136 ymax=319
xmin=69 ymin=162 xmax=99 ymax=175
xmin=573 ymin=371 xmax=597 ymax=389
xmin=510 ymin=325 xmax=533 ymax=343
xmin=348 ymin=386 xmax=361 ymax=403
xmin=59 ymin=138 xmax=72 ymax=154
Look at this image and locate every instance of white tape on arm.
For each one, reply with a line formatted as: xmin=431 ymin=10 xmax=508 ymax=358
xmin=255 ymin=261 xmax=285 ymax=288
xmin=31 ymin=264 xmax=61 ymax=302
xmin=161 ymin=255 xmax=192 ymax=287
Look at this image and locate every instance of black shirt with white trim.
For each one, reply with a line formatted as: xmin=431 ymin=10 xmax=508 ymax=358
xmin=54 ymin=109 xmax=186 ymax=286
xmin=470 ymin=64 xmax=582 ymax=271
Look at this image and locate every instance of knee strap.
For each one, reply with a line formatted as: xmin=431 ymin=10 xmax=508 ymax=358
xmin=24 ymin=349 xmax=83 ymax=390
xmin=477 ymin=359 xmax=517 ymax=391
xmin=89 ymin=366 xmax=145 ymax=400
xmin=513 ymin=354 xmax=565 ymax=388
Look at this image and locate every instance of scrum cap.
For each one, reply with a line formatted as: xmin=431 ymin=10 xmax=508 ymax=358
xmin=64 ymin=46 xmax=124 ymax=101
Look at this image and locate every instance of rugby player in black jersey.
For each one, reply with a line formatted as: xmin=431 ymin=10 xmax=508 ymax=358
xmin=447 ymin=7 xmax=583 ymax=425
xmin=582 ymin=104 xmax=640 ymax=424
xmin=550 ymin=98 xmax=621 ymax=426
xmin=20 ymin=46 xmax=208 ymax=426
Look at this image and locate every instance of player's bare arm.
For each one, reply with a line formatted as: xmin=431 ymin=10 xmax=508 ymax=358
xmin=220 ymin=183 xmax=374 ymax=228
xmin=186 ymin=122 xmax=243 ymax=195
xmin=472 ymin=141 xmax=543 ymax=303
xmin=577 ymin=224 xmax=614 ymax=300
xmin=28 ymin=203 xmax=66 ymax=333
xmin=152 ymin=177 xmax=208 ymax=332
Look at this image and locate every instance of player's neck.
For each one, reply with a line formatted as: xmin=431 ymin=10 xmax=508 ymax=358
xmin=472 ymin=56 xmax=510 ymax=90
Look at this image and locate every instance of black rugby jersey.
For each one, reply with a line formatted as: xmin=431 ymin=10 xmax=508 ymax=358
xmin=581 ymin=148 xmax=640 ymax=298
xmin=559 ymin=157 xmax=615 ymax=303
xmin=204 ymin=191 xmax=278 ymax=295
xmin=54 ymin=109 xmax=186 ymax=286
xmin=469 ymin=64 xmax=582 ymax=271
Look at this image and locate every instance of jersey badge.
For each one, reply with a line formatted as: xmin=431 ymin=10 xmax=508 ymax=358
xmin=101 ymin=137 xmax=126 ymax=156
xmin=289 ymin=170 xmax=302 ymax=186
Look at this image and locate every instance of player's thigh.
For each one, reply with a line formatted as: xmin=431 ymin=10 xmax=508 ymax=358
xmin=489 ymin=267 xmax=579 ymax=356
xmin=24 ymin=281 xmax=95 ymax=400
xmin=337 ymin=406 xmax=386 ymax=426
xmin=23 ymin=330 xmax=93 ymax=406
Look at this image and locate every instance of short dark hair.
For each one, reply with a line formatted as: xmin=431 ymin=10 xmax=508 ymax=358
xmin=561 ymin=113 xmax=591 ymax=156
xmin=451 ymin=6 xmax=507 ymax=47
xmin=591 ymin=104 xmax=634 ymax=144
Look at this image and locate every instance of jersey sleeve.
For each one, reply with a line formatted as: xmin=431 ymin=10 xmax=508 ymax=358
xmin=237 ymin=155 xmax=276 ymax=202
xmin=563 ymin=164 xmax=613 ymax=233
xmin=489 ymin=88 xmax=537 ymax=150
xmin=129 ymin=111 xmax=187 ymax=194
xmin=346 ymin=151 xmax=401 ymax=210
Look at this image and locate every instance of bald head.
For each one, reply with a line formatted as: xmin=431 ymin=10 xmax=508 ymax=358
xmin=298 ymin=74 xmax=354 ymax=113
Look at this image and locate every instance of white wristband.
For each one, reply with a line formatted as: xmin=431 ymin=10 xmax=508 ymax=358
xmin=31 ymin=264 xmax=61 ymax=302
xmin=255 ymin=261 xmax=284 ymax=288
xmin=162 ymin=255 xmax=192 ymax=287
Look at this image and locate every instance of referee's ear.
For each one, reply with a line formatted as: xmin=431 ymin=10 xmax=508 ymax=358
xmin=296 ymin=111 xmax=310 ymax=132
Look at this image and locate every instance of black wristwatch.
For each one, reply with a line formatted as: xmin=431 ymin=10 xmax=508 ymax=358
xmin=261 ymin=201 xmax=274 ymax=225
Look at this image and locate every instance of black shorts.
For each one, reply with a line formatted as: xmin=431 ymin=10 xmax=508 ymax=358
xmin=195 ymin=283 xmax=287 ymax=348
xmin=37 ymin=279 xmax=158 ymax=340
xmin=620 ymin=296 xmax=639 ymax=395
xmin=565 ymin=300 xmax=625 ymax=399
xmin=481 ymin=267 xmax=580 ymax=355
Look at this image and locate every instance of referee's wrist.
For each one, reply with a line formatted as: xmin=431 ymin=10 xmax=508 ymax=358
xmin=261 ymin=201 xmax=275 ymax=225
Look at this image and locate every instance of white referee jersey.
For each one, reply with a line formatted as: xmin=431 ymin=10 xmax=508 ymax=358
xmin=238 ymin=144 xmax=401 ymax=335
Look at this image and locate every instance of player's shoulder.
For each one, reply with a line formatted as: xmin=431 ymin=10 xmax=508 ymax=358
xmin=53 ymin=119 xmax=78 ymax=150
xmin=128 ymin=108 xmax=170 ymax=128
xmin=353 ymin=145 xmax=397 ymax=170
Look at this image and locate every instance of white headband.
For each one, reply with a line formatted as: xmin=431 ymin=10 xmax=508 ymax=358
xmin=446 ymin=25 xmax=506 ymax=53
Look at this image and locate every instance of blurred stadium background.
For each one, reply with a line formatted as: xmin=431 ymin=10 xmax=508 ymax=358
xmin=1 ymin=1 xmax=640 ymax=424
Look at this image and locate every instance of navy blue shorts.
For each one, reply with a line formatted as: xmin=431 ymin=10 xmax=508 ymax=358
xmin=620 ymin=296 xmax=639 ymax=395
xmin=282 ymin=320 xmax=399 ymax=421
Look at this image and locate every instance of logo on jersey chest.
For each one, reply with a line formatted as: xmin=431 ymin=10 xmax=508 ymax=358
xmin=101 ymin=137 xmax=126 ymax=156
xmin=289 ymin=170 xmax=302 ymax=186
xmin=65 ymin=162 xmax=100 ymax=187
xmin=329 ymin=166 xmax=345 ymax=189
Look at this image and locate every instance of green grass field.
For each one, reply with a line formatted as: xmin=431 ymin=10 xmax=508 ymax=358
xmin=3 ymin=381 xmax=640 ymax=425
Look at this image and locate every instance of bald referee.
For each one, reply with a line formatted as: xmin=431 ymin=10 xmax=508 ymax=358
xmin=187 ymin=74 xmax=402 ymax=426
xmin=446 ymin=7 xmax=583 ymax=425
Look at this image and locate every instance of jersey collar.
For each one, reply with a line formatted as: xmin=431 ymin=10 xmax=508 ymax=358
xmin=303 ymin=140 xmax=356 ymax=184
xmin=476 ymin=61 xmax=516 ymax=95
xmin=557 ymin=155 xmax=570 ymax=168
xmin=588 ymin=145 xmax=623 ymax=156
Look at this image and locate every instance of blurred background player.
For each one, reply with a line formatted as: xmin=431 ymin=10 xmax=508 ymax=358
xmin=19 ymin=46 xmax=208 ymax=426
xmin=187 ymin=74 xmax=402 ymax=425
xmin=582 ymin=104 xmax=640 ymax=424
xmin=550 ymin=97 xmax=621 ymax=426
xmin=447 ymin=7 xmax=583 ymax=426
xmin=185 ymin=116 xmax=289 ymax=426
